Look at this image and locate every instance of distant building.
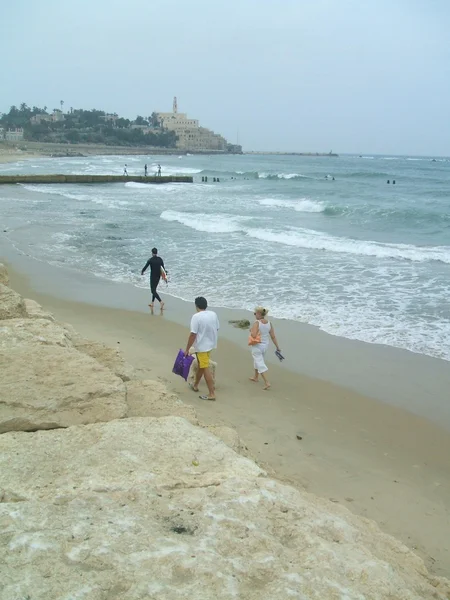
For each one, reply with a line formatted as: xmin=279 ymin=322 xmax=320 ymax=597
xmin=101 ymin=113 xmax=119 ymax=125
xmin=30 ymin=110 xmax=65 ymax=125
xmin=155 ymin=97 xmax=241 ymax=152
xmin=3 ymin=128 xmax=24 ymax=141
xmin=130 ymin=124 xmax=155 ymax=134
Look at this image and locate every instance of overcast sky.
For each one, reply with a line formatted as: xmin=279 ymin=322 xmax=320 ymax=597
xmin=2 ymin=0 xmax=449 ymax=155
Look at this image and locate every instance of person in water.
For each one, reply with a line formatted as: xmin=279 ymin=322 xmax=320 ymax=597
xmin=248 ymin=306 xmax=281 ymax=390
xmin=141 ymin=247 xmax=166 ymax=310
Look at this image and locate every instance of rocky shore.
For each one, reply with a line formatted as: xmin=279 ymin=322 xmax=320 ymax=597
xmin=0 ymin=263 xmax=449 ymax=600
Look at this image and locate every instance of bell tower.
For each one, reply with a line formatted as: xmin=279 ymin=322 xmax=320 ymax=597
xmin=173 ymin=96 xmax=178 ymax=114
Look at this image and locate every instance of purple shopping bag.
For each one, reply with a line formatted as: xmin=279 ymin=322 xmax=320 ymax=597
xmin=172 ymin=349 xmax=194 ymax=381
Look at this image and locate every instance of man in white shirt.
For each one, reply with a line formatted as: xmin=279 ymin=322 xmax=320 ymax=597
xmin=185 ymin=296 xmax=219 ymax=401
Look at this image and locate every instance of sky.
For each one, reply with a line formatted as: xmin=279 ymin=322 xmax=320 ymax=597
xmin=2 ymin=0 xmax=450 ymax=155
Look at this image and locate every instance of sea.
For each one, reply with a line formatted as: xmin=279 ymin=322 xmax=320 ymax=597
xmin=1 ymin=153 xmax=449 ymax=361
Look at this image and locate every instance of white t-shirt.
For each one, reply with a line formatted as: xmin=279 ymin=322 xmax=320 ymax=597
xmin=190 ymin=310 xmax=220 ymax=353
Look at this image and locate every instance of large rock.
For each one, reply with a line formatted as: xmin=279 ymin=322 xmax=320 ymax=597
xmin=126 ymin=379 xmax=198 ymax=424
xmin=23 ymin=297 xmax=55 ymax=321
xmin=0 ymin=283 xmax=26 ymax=320
xmin=0 ymin=318 xmax=73 ymax=349
xmin=0 ymin=263 xmax=9 ymax=286
xmin=0 ymin=417 xmax=448 ymax=600
xmin=73 ymin=337 xmax=134 ymax=382
xmin=0 ymin=345 xmax=127 ymax=433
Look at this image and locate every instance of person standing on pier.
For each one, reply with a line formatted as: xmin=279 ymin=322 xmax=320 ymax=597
xmin=141 ymin=247 xmax=166 ymax=311
xmin=144 ymin=164 xmax=148 ymax=177
xmin=123 ymin=164 xmax=128 ymax=176
xmin=157 ymin=164 xmax=162 ymax=177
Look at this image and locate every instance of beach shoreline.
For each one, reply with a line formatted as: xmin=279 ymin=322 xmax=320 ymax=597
xmin=0 ymin=141 xmax=237 ymax=162
xmin=1 ymin=237 xmax=449 ymax=428
xmin=3 ymin=248 xmax=450 ymax=577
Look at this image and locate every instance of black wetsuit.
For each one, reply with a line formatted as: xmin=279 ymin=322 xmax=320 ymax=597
xmin=141 ymin=255 xmax=165 ymax=303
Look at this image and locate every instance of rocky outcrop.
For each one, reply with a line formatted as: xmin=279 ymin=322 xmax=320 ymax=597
xmin=24 ymin=297 xmax=55 ymax=321
xmin=0 ymin=263 xmax=9 ymax=286
xmin=0 ymin=264 xmax=449 ymax=599
xmin=0 ymin=345 xmax=127 ymax=433
xmin=1 ymin=417 xmax=449 ymax=600
xmin=126 ymin=379 xmax=198 ymax=424
xmin=0 ymin=283 xmax=26 ymax=320
xmin=72 ymin=337 xmax=135 ymax=382
xmin=0 ymin=317 xmax=73 ymax=349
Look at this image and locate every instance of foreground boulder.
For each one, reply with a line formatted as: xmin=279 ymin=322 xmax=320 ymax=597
xmin=0 ymin=263 xmax=9 ymax=286
xmin=0 ymin=417 xmax=448 ymax=600
xmin=0 ymin=345 xmax=127 ymax=433
xmin=72 ymin=337 xmax=135 ymax=382
xmin=0 ymin=283 xmax=26 ymax=320
xmin=126 ymin=379 xmax=198 ymax=423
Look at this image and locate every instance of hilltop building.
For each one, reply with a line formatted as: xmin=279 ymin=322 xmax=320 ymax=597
xmin=30 ymin=110 xmax=65 ymax=125
xmin=155 ymin=98 xmax=241 ymax=153
xmin=0 ymin=128 xmax=24 ymax=141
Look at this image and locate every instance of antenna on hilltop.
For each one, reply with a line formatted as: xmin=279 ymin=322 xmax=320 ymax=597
xmin=173 ymin=96 xmax=178 ymax=114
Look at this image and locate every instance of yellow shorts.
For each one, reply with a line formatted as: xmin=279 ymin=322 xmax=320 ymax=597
xmin=196 ymin=351 xmax=211 ymax=369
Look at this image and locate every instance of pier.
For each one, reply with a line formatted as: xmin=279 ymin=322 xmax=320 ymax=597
xmin=0 ymin=174 xmax=193 ymax=185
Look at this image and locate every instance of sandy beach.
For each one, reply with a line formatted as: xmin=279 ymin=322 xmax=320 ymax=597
xmin=0 ymin=145 xmax=43 ymax=164
xmin=2 ymin=249 xmax=450 ymax=579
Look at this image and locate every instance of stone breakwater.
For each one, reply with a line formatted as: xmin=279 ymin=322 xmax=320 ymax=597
xmin=0 ymin=263 xmax=449 ymax=600
xmin=0 ymin=174 xmax=193 ymax=185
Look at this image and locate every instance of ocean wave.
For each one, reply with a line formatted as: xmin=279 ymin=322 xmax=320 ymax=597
xmin=246 ymin=227 xmax=450 ymax=263
xmin=258 ymin=197 xmax=325 ymax=213
xmin=323 ymin=203 xmax=450 ymax=226
xmin=160 ymin=210 xmax=249 ymax=233
xmin=20 ymin=184 xmax=93 ymax=202
xmin=160 ymin=209 xmax=450 ymax=264
xmin=258 ymin=172 xmax=311 ymax=180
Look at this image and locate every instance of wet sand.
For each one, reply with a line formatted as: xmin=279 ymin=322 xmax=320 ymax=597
xmin=2 ymin=249 xmax=450 ymax=577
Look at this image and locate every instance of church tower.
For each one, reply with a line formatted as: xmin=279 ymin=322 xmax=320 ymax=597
xmin=173 ymin=96 xmax=178 ymax=114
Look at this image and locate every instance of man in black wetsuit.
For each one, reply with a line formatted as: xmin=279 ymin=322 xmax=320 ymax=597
xmin=141 ymin=247 xmax=166 ymax=310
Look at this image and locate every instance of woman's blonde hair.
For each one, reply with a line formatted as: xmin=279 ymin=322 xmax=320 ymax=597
xmin=254 ymin=306 xmax=268 ymax=318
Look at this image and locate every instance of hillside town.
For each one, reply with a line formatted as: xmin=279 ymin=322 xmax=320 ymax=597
xmin=0 ymin=98 xmax=242 ymax=153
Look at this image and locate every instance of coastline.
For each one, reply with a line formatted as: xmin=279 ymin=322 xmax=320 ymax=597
xmin=2 ymin=238 xmax=449 ymax=429
xmin=3 ymin=248 xmax=450 ymax=577
xmin=0 ymin=141 xmax=240 ymax=161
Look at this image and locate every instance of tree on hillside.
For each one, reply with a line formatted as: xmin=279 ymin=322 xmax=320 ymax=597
xmin=134 ymin=115 xmax=149 ymax=126
xmin=116 ymin=117 xmax=131 ymax=128
xmin=150 ymin=112 xmax=160 ymax=128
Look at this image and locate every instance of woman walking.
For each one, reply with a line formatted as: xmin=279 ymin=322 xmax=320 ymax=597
xmin=249 ymin=306 xmax=281 ymax=390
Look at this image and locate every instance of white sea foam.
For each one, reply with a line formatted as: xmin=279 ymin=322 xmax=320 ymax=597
xmin=258 ymin=172 xmax=309 ymax=179
xmin=160 ymin=209 xmax=450 ymax=264
xmin=258 ymin=197 xmax=325 ymax=213
xmin=20 ymin=185 xmax=93 ymax=202
xmin=246 ymin=227 xmax=450 ymax=263
xmin=160 ymin=210 xmax=248 ymax=233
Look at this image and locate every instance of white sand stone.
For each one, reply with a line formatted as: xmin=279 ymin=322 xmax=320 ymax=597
xmin=0 ymin=417 xmax=448 ymax=600
xmin=73 ymin=337 xmax=135 ymax=382
xmin=23 ymin=297 xmax=55 ymax=321
xmin=125 ymin=379 xmax=198 ymax=424
xmin=0 ymin=263 xmax=9 ymax=286
xmin=0 ymin=345 xmax=127 ymax=433
xmin=0 ymin=283 xmax=26 ymax=320
xmin=0 ymin=318 xmax=73 ymax=349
